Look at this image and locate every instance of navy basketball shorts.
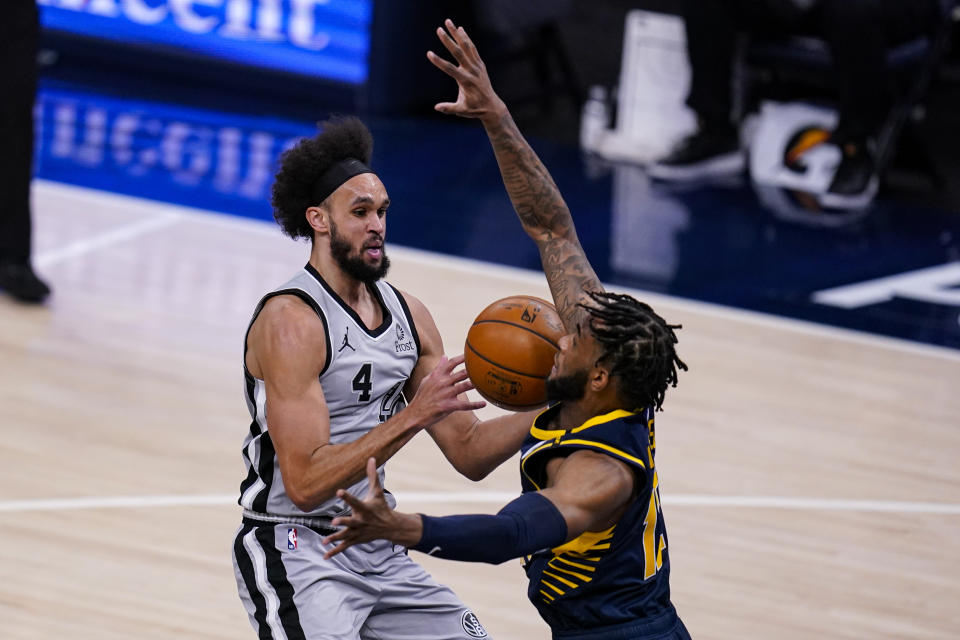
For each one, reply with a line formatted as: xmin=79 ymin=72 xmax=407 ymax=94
xmin=552 ymin=606 xmax=691 ymax=640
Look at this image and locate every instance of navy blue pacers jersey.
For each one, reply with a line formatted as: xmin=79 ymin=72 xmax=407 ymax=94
xmin=518 ymin=404 xmax=674 ymax=633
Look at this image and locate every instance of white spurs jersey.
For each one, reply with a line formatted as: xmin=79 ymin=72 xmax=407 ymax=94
xmin=238 ymin=263 xmax=420 ymax=518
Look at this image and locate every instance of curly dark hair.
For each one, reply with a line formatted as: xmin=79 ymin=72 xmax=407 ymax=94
xmin=270 ymin=115 xmax=374 ymax=241
xmin=580 ymin=290 xmax=688 ymax=412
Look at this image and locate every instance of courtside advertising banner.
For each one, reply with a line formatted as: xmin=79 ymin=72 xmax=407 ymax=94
xmin=38 ymin=0 xmax=373 ymax=84
xmin=35 ymin=81 xmax=314 ymax=219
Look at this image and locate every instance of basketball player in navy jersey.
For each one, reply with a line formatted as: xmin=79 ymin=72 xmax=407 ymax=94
xmin=322 ymin=20 xmax=691 ymax=640
xmin=233 ymin=115 xmax=542 ymax=639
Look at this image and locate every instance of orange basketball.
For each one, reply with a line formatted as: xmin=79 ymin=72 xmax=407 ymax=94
xmin=464 ymin=295 xmax=566 ymax=411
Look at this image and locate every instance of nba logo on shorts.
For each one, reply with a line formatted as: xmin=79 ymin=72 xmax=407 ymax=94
xmin=287 ymin=528 xmax=298 ymax=550
xmin=460 ymin=610 xmax=487 ymax=638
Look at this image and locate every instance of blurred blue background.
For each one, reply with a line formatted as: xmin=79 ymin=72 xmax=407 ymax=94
xmin=30 ymin=0 xmax=960 ymax=348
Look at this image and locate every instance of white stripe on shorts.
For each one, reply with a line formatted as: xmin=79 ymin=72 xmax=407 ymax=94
xmin=243 ymin=528 xmax=289 ymax=640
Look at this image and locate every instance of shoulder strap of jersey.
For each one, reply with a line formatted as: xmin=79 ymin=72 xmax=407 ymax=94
xmin=384 ymin=283 xmax=422 ymax=356
xmin=244 ymin=288 xmax=332 ymax=377
xmin=521 ymin=410 xmax=647 ymax=490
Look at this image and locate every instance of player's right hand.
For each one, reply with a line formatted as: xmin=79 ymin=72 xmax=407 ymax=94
xmin=323 ymin=457 xmax=423 ymax=558
xmin=428 ymin=19 xmax=507 ymax=122
xmin=407 ymin=354 xmax=485 ymax=427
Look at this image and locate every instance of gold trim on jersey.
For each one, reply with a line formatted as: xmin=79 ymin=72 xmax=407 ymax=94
xmin=570 ymin=409 xmax=636 ymax=433
xmin=551 ymin=525 xmax=615 ymax=555
xmin=527 ymin=405 xmax=559 ymax=440
xmin=522 ymin=406 xmax=647 ymax=605
xmin=557 ymin=439 xmax=647 ymax=468
xmin=529 ymin=408 xmax=635 ymax=441
xmin=528 ymin=423 xmax=565 ymax=443
xmin=522 ymin=408 xmax=642 ymax=489
xmin=519 ymin=440 xmax=554 ymax=490
xmin=536 ymin=525 xmax=616 ymax=605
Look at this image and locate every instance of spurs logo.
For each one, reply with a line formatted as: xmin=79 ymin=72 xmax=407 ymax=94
xmin=461 ymin=610 xmax=488 ymax=638
xmin=338 ymin=326 xmax=355 ymax=353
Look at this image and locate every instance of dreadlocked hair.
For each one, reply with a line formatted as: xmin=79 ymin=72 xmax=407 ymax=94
xmin=270 ymin=115 xmax=374 ymax=241
xmin=579 ymin=290 xmax=688 ymax=412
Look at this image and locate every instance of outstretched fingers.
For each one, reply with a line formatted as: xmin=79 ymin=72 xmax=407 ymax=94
xmin=457 ymin=25 xmax=481 ymax=61
xmin=323 ymin=514 xmax=356 ymax=558
xmin=321 ymin=529 xmax=356 ymax=560
xmin=438 ymin=355 xmax=474 ymax=395
xmin=429 ymin=18 xmax=500 ymax=120
xmin=436 ymin=23 xmax=465 ymax=63
xmin=426 ymin=49 xmax=459 ymax=79
xmin=438 ymin=21 xmax=485 ymax=77
xmin=335 ymin=487 xmax=365 ymax=514
xmin=459 ymin=397 xmax=486 ymax=411
xmin=446 ymin=20 xmax=480 ymax=63
xmin=365 ymin=457 xmax=380 ymax=489
xmin=453 ymin=378 xmax=475 ymax=396
xmin=322 ymin=459 xmax=383 ymax=559
xmin=431 ymin=354 xmax=464 ymax=378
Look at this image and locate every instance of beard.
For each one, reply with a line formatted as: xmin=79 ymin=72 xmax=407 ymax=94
xmin=329 ymin=221 xmax=390 ymax=284
xmin=545 ymin=367 xmax=589 ymax=404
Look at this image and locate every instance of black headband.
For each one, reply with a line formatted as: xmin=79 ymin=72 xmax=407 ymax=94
xmin=312 ymin=158 xmax=374 ymax=204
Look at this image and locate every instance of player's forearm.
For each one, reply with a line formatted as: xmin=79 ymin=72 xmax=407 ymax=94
xmin=429 ymin=411 xmax=535 ymax=481
xmin=411 ymin=492 xmax=568 ymax=564
xmin=287 ymin=412 xmax=423 ymax=511
xmin=465 ymin=413 xmax=534 ymax=479
xmin=480 ymin=110 xmax=602 ymax=329
xmin=480 ymin=109 xmax=576 ymax=244
xmin=381 ymin=511 xmax=424 ymax=548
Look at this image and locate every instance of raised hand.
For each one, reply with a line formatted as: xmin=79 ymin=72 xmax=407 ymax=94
xmin=427 ymin=19 xmax=506 ymax=121
xmin=322 ymin=458 xmax=422 ymax=558
xmin=428 ymin=20 xmax=603 ymax=332
xmin=406 ymin=354 xmax=485 ymax=428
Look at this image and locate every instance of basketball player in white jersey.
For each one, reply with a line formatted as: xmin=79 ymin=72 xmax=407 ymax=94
xmin=232 ymin=116 xmax=535 ymax=639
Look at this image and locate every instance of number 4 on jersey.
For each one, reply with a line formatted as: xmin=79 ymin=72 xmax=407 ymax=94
xmin=352 ymin=363 xmax=373 ymax=402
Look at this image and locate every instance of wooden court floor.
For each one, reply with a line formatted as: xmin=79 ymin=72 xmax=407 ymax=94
xmin=1 ymin=181 xmax=958 ymax=639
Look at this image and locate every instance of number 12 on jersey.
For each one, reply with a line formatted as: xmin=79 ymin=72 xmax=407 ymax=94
xmin=642 ymin=471 xmax=666 ymax=579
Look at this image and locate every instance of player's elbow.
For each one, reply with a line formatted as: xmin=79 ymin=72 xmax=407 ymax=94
xmin=462 ymin=466 xmax=489 ymax=483
xmin=278 ymin=450 xmax=338 ymax=511
xmin=458 ymin=459 xmax=497 ymax=482
xmin=441 ymin=454 xmax=487 ymax=482
xmin=285 ymin=480 xmax=332 ymax=513
xmin=286 ymin=486 xmax=316 ymax=512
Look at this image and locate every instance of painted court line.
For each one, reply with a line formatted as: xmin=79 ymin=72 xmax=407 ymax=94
xmin=0 ymin=495 xmax=235 ymax=512
xmin=1 ymin=493 xmax=958 ymax=515
xmin=35 ymin=211 xmax=184 ymax=268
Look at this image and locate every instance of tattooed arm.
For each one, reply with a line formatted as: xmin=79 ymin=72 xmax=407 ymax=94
xmin=427 ymin=19 xmax=603 ymax=331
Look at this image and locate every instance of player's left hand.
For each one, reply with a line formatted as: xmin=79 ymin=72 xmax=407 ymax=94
xmin=428 ymin=18 xmax=506 ymax=122
xmin=322 ymin=457 xmax=423 ymax=559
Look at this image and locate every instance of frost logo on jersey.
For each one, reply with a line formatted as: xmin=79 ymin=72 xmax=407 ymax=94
xmin=339 ymin=326 xmax=355 ymax=353
xmin=287 ymin=528 xmax=298 ymax=550
xmin=460 ymin=610 xmax=488 ymax=638
xmin=395 ymin=323 xmax=414 ymax=353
